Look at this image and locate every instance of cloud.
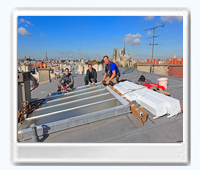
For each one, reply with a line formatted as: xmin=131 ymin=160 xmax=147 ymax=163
xmin=134 ymin=53 xmax=147 ymax=58
xmin=124 ymin=33 xmax=142 ymax=46
xmin=26 ymin=21 xmax=34 ymax=26
xmin=113 ymin=36 xmax=123 ymax=40
xmin=78 ymin=53 xmax=88 ymax=57
xmin=25 ymin=24 xmax=28 ymax=27
xmin=160 ymin=16 xmax=183 ymax=23
xmin=60 ymin=51 xmax=74 ymax=54
xmin=147 ymin=31 xmax=153 ymax=36
xmin=18 ymin=18 xmax=34 ymax=25
xmin=77 ymin=48 xmax=81 ymax=51
xmin=19 ymin=18 xmax=25 ymax=23
xmin=18 ymin=27 xmax=31 ymax=37
xmin=144 ymin=16 xmax=154 ymax=20
xmin=40 ymin=32 xmax=47 ymax=36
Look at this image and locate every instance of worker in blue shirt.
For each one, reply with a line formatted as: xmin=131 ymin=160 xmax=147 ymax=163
xmin=100 ymin=55 xmax=120 ymax=85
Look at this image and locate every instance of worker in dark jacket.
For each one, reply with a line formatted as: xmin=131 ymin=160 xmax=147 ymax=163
xmin=84 ymin=64 xmax=97 ymax=85
xmin=57 ymin=68 xmax=74 ymax=91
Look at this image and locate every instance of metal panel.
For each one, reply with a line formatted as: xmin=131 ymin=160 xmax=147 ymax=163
xmin=140 ymin=88 xmax=181 ymax=117
xmin=124 ymin=93 xmax=137 ymax=101
xmin=18 ymin=98 xmax=122 ymax=130
xmin=133 ymin=90 xmax=167 ymax=119
xmin=40 ymin=89 xmax=108 ymax=108
xmin=116 ymin=81 xmax=181 ymax=118
xmin=113 ymin=85 xmax=129 ymax=95
xmin=46 ymin=84 xmax=104 ymax=101
xmin=18 ymin=98 xmax=127 ymax=136
xmin=18 ymin=83 xmax=131 ymax=141
xmin=123 ymin=69 xmax=133 ymax=74
xmin=121 ymin=81 xmax=144 ymax=90
xmin=18 ymin=104 xmax=130 ymax=141
xmin=113 ymin=84 xmax=137 ymax=101
xmin=30 ymin=93 xmax=114 ymax=116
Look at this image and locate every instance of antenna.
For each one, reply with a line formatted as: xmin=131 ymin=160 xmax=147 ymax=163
xmin=46 ymin=51 xmax=48 ymax=61
xmin=144 ymin=23 xmax=165 ymax=73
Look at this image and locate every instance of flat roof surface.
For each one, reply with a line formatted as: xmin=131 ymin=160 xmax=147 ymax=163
xmin=26 ymin=68 xmax=183 ymax=143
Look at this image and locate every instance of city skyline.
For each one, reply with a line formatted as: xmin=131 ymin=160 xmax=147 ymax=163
xmin=18 ymin=16 xmax=183 ymax=60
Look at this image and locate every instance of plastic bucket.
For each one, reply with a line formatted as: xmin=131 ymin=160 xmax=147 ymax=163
xmin=157 ymin=78 xmax=168 ymax=89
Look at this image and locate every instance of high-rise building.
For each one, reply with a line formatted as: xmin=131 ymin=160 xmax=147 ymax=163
xmin=24 ymin=56 xmax=26 ymax=60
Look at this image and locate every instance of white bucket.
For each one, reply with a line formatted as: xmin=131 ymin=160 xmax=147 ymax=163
xmin=157 ymin=78 xmax=168 ymax=89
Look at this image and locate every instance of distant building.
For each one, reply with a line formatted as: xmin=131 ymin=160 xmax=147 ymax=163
xmin=113 ymin=44 xmax=132 ymax=67
xmin=81 ymin=58 xmax=85 ymax=65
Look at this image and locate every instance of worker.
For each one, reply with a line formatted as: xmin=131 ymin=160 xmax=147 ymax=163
xmin=84 ymin=64 xmax=97 ymax=85
xmin=100 ymin=55 xmax=120 ymax=85
xmin=57 ymin=68 xmax=74 ymax=91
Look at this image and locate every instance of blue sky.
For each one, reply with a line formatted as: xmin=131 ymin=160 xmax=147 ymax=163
xmin=18 ymin=16 xmax=183 ymax=60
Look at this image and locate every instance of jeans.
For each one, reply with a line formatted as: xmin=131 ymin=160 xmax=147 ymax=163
xmin=84 ymin=76 xmax=95 ymax=85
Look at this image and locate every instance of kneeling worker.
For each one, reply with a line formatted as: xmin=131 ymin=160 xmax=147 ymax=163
xmin=84 ymin=64 xmax=97 ymax=85
xmin=100 ymin=55 xmax=120 ymax=85
xmin=57 ymin=68 xmax=74 ymax=91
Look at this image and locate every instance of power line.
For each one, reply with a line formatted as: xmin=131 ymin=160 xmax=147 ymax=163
xmin=144 ymin=23 xmax=165 ymax=73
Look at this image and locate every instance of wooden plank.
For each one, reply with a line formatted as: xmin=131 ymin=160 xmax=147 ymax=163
xmin=108 ymin=85 xmax=147 ymax=125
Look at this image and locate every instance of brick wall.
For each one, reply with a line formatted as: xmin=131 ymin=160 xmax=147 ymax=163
xmin=168 ymin=66 xmax=183 ymax=78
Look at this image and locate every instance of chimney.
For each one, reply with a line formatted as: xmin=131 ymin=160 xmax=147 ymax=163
xmin=18 ymin=71 xmax=31 ymax=110
xmin=38 ymin=68 xmax=50 ymax=84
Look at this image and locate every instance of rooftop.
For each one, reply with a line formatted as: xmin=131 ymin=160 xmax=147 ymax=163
xmin=21 ymin=68 xmax=183 ymax=143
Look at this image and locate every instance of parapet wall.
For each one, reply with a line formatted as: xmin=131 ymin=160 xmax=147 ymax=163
xmin=168 ymin=65 xmax=183 ymax=78
xmin=137 ymin=63 xmax=183 ymax=78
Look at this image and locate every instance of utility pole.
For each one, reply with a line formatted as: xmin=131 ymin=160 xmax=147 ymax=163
xmin=124 ymin=41 xmax=125 ymax=55
xmin=144 ymin=23 xmax=164 ymax=73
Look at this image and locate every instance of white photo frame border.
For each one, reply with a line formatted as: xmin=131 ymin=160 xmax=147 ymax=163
xmin=11 ymin=7 xmax=190 ymax=165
